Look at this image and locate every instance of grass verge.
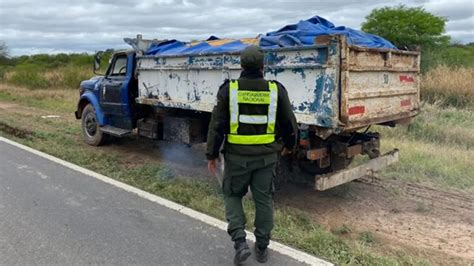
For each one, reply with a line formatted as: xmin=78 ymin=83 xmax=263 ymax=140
xmin=376 ymin=104 xmax=474 ymax=192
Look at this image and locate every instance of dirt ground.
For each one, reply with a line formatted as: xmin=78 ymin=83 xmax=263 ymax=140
xmin=278 ymin=180 xmax=473 ymax=264
xmin=1 ymin=99 xmax=473 ymax=264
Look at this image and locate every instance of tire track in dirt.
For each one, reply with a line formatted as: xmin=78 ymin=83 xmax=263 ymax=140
xmin=277 ymin=178 xmax=474 ymax=264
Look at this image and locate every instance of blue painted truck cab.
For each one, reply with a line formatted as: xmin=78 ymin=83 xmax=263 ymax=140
xmin=75 ymin=51 xmax=136 ymax=129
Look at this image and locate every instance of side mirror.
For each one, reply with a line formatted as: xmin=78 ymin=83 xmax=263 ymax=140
xmin=93 ymin=51 xmax=104 ymax=75
xmin=94 ymin=54 xmax=100 ymax=71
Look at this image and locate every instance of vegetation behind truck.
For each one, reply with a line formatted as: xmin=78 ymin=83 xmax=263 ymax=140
xmin=75 ymin=35 xmax=420 ymax=190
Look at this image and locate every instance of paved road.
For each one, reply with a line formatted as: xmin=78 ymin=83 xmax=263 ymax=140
xmin=0 ymin=139 xmax=322 ymax=265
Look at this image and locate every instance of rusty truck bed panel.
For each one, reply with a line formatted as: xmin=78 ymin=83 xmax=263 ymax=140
xmin=136 ymin=36 xmax=420 ymax=137
xmin=340 ymin=42 xmax=420 ymax=130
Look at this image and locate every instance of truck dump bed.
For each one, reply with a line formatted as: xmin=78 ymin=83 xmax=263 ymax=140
xmin=136 ymin=36 xmax=420 ymax=137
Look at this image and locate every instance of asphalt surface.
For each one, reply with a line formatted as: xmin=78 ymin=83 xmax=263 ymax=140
xmin=0 ymin=139 xmax=310 ymax=265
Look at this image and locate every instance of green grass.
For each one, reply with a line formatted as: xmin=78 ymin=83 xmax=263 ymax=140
xmin=333 ymin=224 xmax=353 ymax=235
xmin=376 ymin=104 xmax=474 ymax=192
xmin=359 ymin=231 xmax=376 ymax=246
xmin=0 ymin=87 xmax=76 ymax=113
xmin=383 ymin=104 xmax=474 ymax=148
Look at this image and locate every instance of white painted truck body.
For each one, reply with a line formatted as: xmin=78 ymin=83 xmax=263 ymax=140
xmin=135 ymin=36 xmax=420 ymax=138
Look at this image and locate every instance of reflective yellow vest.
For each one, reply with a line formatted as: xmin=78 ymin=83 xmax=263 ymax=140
xmin=227 ymin=80 xmax=278 ymax=145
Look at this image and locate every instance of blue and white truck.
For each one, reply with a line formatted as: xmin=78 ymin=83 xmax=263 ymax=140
xmin=75 ymin=31 xmax=420 ymax=190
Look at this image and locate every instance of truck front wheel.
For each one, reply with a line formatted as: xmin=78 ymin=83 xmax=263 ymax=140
xmin=81 ymin=104 xmax=106 ymax=146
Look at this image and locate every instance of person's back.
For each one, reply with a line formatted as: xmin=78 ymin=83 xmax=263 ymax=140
xmin=206 ymin=46 xmax=297 ymax=265
xmin=207 ymin=48 xmax=297 ymax=160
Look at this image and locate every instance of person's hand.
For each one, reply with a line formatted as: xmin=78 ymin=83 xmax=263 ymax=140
xmin=281 ymin=147 xmax=293 ymax=156
xmin=208 ymin=159 xmax=218 ymax=176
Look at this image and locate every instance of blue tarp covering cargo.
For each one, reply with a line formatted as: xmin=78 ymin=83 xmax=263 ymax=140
xmin=146 ymin=15 xmax=396 ymax=55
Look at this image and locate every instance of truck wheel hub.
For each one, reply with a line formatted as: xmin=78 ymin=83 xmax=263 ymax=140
xmin=85 ymin=113 xmax=97 ymax=137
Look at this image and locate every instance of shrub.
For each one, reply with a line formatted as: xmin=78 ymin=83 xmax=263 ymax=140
xmin=61 ymin=65 xmax=91 ymax=89
xmin=422 ymin=44 xmax=474 ymax=72
xmin=0 ymin=52 xmax=113 ymax=90
xmin=6 ymin=64 xmax=50 ymax=89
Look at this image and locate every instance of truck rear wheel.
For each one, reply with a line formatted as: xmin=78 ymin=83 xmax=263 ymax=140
xmin=81 ymin=104 xmax=106 ymax=146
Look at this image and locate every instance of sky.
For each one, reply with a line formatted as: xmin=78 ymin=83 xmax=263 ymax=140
xmin=0 ymin=0 xmax=473 ymax=55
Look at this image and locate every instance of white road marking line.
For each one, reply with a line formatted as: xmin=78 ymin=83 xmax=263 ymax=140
xmin=0 ymin=136 xmax=332 ymax=266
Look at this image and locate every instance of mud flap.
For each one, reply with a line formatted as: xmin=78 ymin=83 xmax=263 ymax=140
xmin=315 ymin=149 xmax=399 ymax=191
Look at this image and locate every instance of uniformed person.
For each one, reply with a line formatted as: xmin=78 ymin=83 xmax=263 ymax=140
xmin=206 ymin=46 xmax=297 ymax=265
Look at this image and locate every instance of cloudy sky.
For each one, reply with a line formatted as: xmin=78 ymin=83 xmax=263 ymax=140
xmin=0 ymin=0 xmax=473 ymax=55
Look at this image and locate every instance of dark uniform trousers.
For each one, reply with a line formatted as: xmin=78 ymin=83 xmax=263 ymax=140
xmin=222 ymin=152 xmax=277 ymax=248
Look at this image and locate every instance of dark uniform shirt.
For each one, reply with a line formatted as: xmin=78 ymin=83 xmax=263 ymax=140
xmin=206 ymin=69 xmax=297 ymax=160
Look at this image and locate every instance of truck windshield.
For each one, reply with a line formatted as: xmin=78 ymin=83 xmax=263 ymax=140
xmin=110 ymin=56 xmax=127 ymax=76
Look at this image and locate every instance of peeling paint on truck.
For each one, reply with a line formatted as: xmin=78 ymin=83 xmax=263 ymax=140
xmin=136 ymin=36 xmax=420 ymax=138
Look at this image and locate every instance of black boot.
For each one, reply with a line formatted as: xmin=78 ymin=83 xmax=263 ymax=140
xmin=233 ymin=239 xmax=251 ymax=265
xmin=254 ymin=245 xmax=268 ymax=263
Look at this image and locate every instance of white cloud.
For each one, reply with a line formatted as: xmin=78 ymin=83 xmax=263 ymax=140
xmin=0 ymin=0 xmax=472 ymax=55
xmin=424 ymin=0 xmax=474 ymax=20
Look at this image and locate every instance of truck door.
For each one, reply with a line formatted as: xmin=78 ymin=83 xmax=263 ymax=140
xmin=100 ymin=54 xmax=128 ymax=116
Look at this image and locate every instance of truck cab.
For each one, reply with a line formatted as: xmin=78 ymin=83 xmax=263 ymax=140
xmin=75 ymin=49 xmax=207 ymax=146
xmin=75 ymin=51 xmax=138 ymax=145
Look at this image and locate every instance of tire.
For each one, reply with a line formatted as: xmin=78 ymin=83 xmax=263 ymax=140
xmin=275 ymin=154 xmax=318 ymax=188
xmin=81 ymin=103 xmax=106 ymax=146
xmin=330 ymin=155 xmax=354 ymax=172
